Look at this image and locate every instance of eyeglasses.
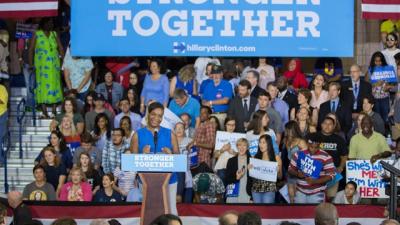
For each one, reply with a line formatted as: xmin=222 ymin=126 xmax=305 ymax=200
xmin=387 ymin=38 xmax=395 ymax=42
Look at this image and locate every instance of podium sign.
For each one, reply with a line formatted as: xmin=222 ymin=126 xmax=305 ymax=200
xmin=121 ymin=154 xmax=188 ymax=172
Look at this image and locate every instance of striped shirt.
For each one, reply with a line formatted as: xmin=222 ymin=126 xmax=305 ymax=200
xmin=289 ymin=149 xmax=335 ymax=195
xmin=101 ymin=141 xmax=127 ymax=174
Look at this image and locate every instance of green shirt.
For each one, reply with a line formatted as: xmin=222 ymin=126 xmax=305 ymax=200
xmin=349 ymin=131 xmax=389 ymax=160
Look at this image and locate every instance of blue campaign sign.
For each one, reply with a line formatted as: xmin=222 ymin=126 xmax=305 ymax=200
xmin=71 ymin=0 xmax=354 ymax=57
xmin=121 ymin=154 xmax=188 ymax=172
xmin=297 ymin=151 xmax=323 ymax=179
xmin=226 ymin=182 xmax=240 ymax=197
xmin=370 ymin=66 xmax=398 ymax=84
xmin=190 ymin=146 xmax=199 ymax=168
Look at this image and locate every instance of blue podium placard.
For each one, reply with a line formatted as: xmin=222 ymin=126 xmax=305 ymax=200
xmin=71 ymin=0 xmax=354 ymax=57
xmin=121 ymin=154 xmax=188 ymax=172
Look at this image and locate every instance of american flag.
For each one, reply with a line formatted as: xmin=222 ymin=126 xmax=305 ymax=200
xmin=0 ymin=0 xmax=58 ymax=18
xmin=362 ymin=0 xmax=400 ymax=19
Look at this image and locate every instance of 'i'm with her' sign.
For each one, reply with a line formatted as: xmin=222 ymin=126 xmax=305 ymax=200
xmin=71 ymin=0 xmax=354 ymax=57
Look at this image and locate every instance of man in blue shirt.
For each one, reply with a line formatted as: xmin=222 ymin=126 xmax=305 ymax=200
xmin=267 ymin=81 xmax=289 ymax=126
xmin=201 ymin=64 xmax=233 ymax=128
xmin=169 ymin=88 xmax=200 ymax=128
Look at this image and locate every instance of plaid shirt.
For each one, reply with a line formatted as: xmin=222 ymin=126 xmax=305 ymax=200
xmin=101 ymin=141 xmax=127 ymax=174
xmin=194 ymin=121 xmax=216 ymax=167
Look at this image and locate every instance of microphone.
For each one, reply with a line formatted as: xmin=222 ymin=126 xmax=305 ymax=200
xmin=153 ymin=128 xmax=159 ymax=153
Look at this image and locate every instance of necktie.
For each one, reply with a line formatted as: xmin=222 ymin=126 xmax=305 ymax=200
xmin=244 ymin=99 xmax=249 ymax=116
xmin=331 ymin=101 xmax=336 ymax=112
xmin=353 ymin=83 xmax=358 ymax=110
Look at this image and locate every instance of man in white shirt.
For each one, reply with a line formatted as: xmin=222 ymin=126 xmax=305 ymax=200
xmin=194 ymin=57 xmax=220 ymax=85
xmin=381 ymin=32 xmax=400 ymax=75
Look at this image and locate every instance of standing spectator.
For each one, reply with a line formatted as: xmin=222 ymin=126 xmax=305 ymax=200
xmin=290 ymin=89 xmax=317 ymax=125
xmin=318 ymin=82 xmax=352 ymax=133
xmin=310 ymin=74 xmax=329 ymax=110
xmin=7 ymin=191 xmax=32 ymax=225
xmin=120 ymin=116 xmax=134 ymax=147
xmin=283 ymin=59 xmax=308 ymax=90
xmin=380 ymin=20 xmax=400 ymax=48
xmin=295 ymin=106 xmax=316 ymax=137
xmin=314 ymin=203 xmax=338 ymax=225
xmin=114 ymin=98 xmax=141 ymax=131
xmin=169 ymin=88 xmax=201 ymax=128
xmin=288 ymin=133 xmax=335 ymax=204
xmin=93 ymin=173 xmax=124 ymax=202
xmin=95 ymin=71 xmax=124 ymax=110
xmin=180 ymin=113 xmax=196 ymax=138
xmin=349 ymin=115 xmax=390 ymax=160
xmin=202 ymin=64 xmax=233 ymax=127
xmin=85 ymin=93 xmax=114 ymax=133
xmin=91 ymin=113 xmax=112 ymax=153
xmin=199 ymin=62 xmax=215 ymax=98
xmin=73 ymin=132 xmax=102 ymax=170
xmin=276 ymin=76 xmax=297 ymax=111
xmin=76 ymin=152 xmax=101 ymax=193
xmin=381 ymin=32 xmax=400 ymax=73
xmin=227 ymin=80 xmax=257 ymax=133
xmin=333 ymin=181 xmax=360 ymax=204
xmin=28 ymin=18 xmax=64 ymax=119
xmin=39 ymin=146 xmax=67 ymax=197
xmin=194 ymin=57 xmax=220 ymax=85
xmin=347 ymin=112 xmax=368 ymax=140
xmin=246 ymin=70 xmax=264 ymax=99
xmin=0 ymin=80 xmax=7 ymax=161
xmin=362 ymin=96 xmax=386 ymax=135
xmin=59 ymin=167 xmax=92 ymax=201
xmin=257 ymin=57 xmax=275 ymax=89
xmin=169 ymin=64 xmax=198 ymax=97
xmin=127 ymin=72 xmax=142 ymax=99
xmin=225 ymin=138 xmax=252 ymax=203
xmin=0 ymin=30 xmax=9 ymax=87
xmin=62 ymin=47 xmax=94 ymax=101
xmin=192 ymin=172 xmax=225 ymax=203
xmin=51 ymin=97 xmax=85 ymax=135
xmin=82 ymin=91 xmax=96 ymax=115
xmin=140 ymin=59 xmax=169 ymax=113
xmin=22 ymin=164 xmax=56 ymax=201
xmin=257 ymin=90 xmax=283 ymax=142
xmin=102 ymin=128 xmax=126 ymax=174
xmin=267 ymin=82 xmax=289 ymax=126
xmin=341 ymin=65 xmax=372 ymax=121
xmin=175 ymin=122 xmax=193 ymax=203
xmin=59 ymin=116 xmax=81 ymax=155
xmin=124 ymin=87 xmax=140 ymax=114
xmin=250 ymin=135 xmax=282 ymax=203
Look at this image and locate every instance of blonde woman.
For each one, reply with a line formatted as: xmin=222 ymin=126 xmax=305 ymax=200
xmin=59 ymin=167 xmax=92 ymax=201
xmin=59 ymin=115 xmax=81 ymax=154
xmin=169 ymin=64 xmax=198 ymax=97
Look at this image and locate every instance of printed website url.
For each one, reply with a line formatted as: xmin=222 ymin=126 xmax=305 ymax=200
xmin=186 ymin=44 xmax=256 ymax=53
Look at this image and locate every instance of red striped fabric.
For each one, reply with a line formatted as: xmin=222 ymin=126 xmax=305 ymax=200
xmin=0 ymin=0 xmax=58 ymax=19
xmin=362 ymin=0 xmax=400 ymax=19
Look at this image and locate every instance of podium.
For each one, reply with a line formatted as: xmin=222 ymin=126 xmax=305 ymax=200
xmin=121 ymin=154 xmax=188 ymax=225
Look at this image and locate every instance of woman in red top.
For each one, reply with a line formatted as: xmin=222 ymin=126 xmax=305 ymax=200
xmin=283 ymin=59 xmax=308 ymax=90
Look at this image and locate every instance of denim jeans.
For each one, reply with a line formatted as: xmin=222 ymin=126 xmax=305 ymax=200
xmin=294 ymin=191 xmax=325 ymax=204
xmin=374 ymin=97 xmax=390 ymax=123
xmin=252 ymin=191 xmax=275 ymax=204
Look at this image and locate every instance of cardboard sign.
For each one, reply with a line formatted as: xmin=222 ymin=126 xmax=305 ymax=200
xmin=215 ymin=131 xmax=246 ymax=152
xmin=296 ymin=151 xmax=323 ymax=179
xmin=249 ymin=158 xmax=278 ymax=182
xmin=121 ymin=154 xmax=187 ymax=172
xmin=346 ymin=160 xmax=391 ymax=198
xmin=370 ymin=66 xmax=397 ymax=84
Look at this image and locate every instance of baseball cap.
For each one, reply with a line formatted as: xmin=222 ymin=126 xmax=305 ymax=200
xmin=196 ymin=173 xmax=210 ymax=193
xmin=94 ymin=93 xmax=105 ymax=101
xmin=210 ymin=64 xmax=223 ymax=74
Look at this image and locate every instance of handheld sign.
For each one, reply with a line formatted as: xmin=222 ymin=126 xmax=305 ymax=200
xmin=226 ymin=182 xmax=240 ymax=198
xmin=346 ymin=160 xmax=391 ymax=198
xmin=215 ymin=131 xmax=246 ymax=152
xmin=297 ymin=151 xmax=323 ymax=179
xmin=121 ymin=154 xmax=187 ymax=172
xmin=370 ymin=66 xmax=397 ymax=84
xmin=189 ymin=146 xmax=199 ymax=168
xmin=249 ymin=158 xmax=278 ymax=182
xmin=247 ymin=133 xmax=260 ymax=157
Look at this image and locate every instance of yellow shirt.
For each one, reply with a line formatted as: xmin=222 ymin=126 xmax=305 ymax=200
xmin=349 ymin=131 xmax=390 ymax=160
xmin=380 ymin=20 xmax=400 ymax=34
xmin=0 ymin=84 xmax=8 ymax=115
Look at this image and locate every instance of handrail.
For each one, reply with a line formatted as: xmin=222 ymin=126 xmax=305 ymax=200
xmin=16 ymin=98 xmax=26 ymax=159
xmin=1 ymin=131 xmax=10 ymax=193
xmin=28 ymin=70 xmax=36 ymax=127
xmin=380 ymin=161 xmax=400 ymax=220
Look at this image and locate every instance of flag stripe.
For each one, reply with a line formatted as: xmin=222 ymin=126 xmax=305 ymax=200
xmin=363 ymin=12 xmax=400 ymax=19
xmin=362 ymin=3 xmax=400 ymax=13
xmin=0 ymin=10 xmax=58 ymax=18
xmin=362 ymin=0 xmax=400 ymax=4
xmin=0 ymin=2 xmax=58 ymax=11
xmin=0 ymin=0 xmax=58 ymax=3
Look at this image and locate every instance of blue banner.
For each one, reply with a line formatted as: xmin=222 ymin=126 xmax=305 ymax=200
xmin=296 ymin=151 xmax=323 ymax=179
xmin=71 ymin=0 xmax=354 ymax=57
xmin=121 ymin=154 xmax=188 ymax=172
xmin=370 ymin=66 xmax=398 ymax=84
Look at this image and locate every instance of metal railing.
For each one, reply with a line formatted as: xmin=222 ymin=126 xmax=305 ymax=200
xmin=16 ymin=98 xmax=26 ymax=159
xmin=1 ymin=131 xmax=11 ymax=193
xmin=380 ymin=161 xmax=400 ymax=220
xmin=28 ymin=69 xmax=36 ymax=127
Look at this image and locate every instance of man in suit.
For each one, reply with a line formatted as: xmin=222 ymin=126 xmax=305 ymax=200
xmin=276 ymin=76 xmax=297 ymax=111
xmin=246 ymin=70 xmax=264 ymax=98
xmin=340 ymin=64 xmax=372 ymax=119
xmin=318 ymin=82 xmax=352 ymax=133
xmin=228 ymin=79 xmax=257 ymax=133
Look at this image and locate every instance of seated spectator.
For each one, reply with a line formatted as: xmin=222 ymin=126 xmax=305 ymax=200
xmin=225 ymin=138 xmax=252 ymax=203
xmin=349 ymin=115 xmax=390 ymax=160
xmin=209 ymin=116 xmax=221 ymax=131
xmin=290 ymin=88 xmax=317 ymax=125
xmin=140 ymin=59 xmax=169 ymax=113
xmin=257 ymin=57 xmax=275 ymax=89
xmin=214 ymin=117 xmax=237 ymax=183
xmin=50 ymin=97 xmax=84 ymax=135
xmin=85 ymin=93 xmax=114 ymax=133
xmin=82 ymin=91 xmax=96 ymax=115
xmin=73 ymin=132 xmax=102 ymax=170
xmin=276 ymin=76 xmax=297 ymax=111
xmin=102 ymin=128 xmax=127 ymax=174
xmin=90 ymin=219 xmax=110 ymax=225
xmin=23 ymin=164 xmax=56 ymax=201
xmin=314 ymin=203 xmax=338 ymax=225
xmin=347 ymin=112 xmax=367 ymax=141
xmin=93 ymin=173 xmax=124 ymax=202
xmin=283 ymin=59 xmax=308 ymax=90
xmin=35 ymin=130 xmax=73 ymax=170
xmin=95 ymin=71 xmax=124 ymax=110
xmin=362 ymin=96 xmax=386 ymax=135
xmin=51 ymin=218 xmax=77 ymax=225
xmin=120 ymin=116 xmax=134 ymax=147
xmin=169 ymin=88 xmax=201 ymax=128
xmin=59 ymin=115 xmax=81 ymax=155
xmin=169 ymin=64 xmax=198 ymax=97
xmin=250 ymin=135 xmax=282 ymax=203
xmin=218 ymin=211 xmax=239 ymax=225
xmin=175 ymin=122 xmax=193 ymax=203
xmin=288 ymin=133 xmax=335 ymax=204
xmin=39 ymin=146 xmax=67 ymax=196
xmin=124 ymin=87 xmax=140 ymax=114
xmin=76 ymin=152 xmax=101 ymax=193
xmin=59 ymin=167 xmax=92 ymax=201
xmin=380 ymin=219 xmax=400 ymax=225
xmin=237 ymin=211 xmax=261 ymax=225
xmin=113 ymin=97 xmax=141 ymax=132
xmin=333 ymin=181 xmax=360 ymax=204
xmin=257 ymin=90 xmax=283 ymax=143
xmin=7 ymin=191 xmax=32 ymax=225
xmin=309 ymin=74 xmax=329 ymax=110
xmin=192 ymin=172 xmax=225 ymax=203
xmin=150 ymin=214 xmax=182 ymax=225
xmin=267 ymin=82 xmax=289 ymax=126
xmin=113 ymin=160 xmax=137 ymax=197
xmin=325 ymin=113 xmax=347 ymax=140
xmin=91 ymin=113 xmax=112 ymax=153
xmin=180 ymin=113 xmax=195 ymax=138
xmin=295 ymin=106 xmax=316 ymax=137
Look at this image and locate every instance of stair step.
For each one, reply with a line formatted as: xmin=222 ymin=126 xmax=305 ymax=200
xmin=10 ymin=87 xmax=27 ymax=96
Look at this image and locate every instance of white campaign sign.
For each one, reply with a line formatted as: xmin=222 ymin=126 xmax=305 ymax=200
xmin=249 ymin=158 xmax=278 ymax=182
xmin=214 ymin=131 xmax=246 ymax=152
xmin=141 ymin=107 xmax=182 ymax=129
